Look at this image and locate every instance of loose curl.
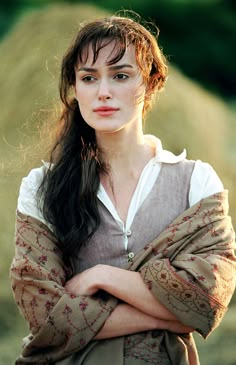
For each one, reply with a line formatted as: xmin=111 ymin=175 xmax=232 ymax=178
xmin=38 ymin=12 xmax=168 ymax=263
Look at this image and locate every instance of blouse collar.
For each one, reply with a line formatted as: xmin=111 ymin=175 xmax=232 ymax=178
xmin=144 ymin=134 xmax=186 ymax=164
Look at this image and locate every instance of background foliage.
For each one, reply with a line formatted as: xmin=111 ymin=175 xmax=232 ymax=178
xmin=0 ymin=2 xmax=235 ymax=364
xmin=0 ymin=0 xmax=236 ymax=99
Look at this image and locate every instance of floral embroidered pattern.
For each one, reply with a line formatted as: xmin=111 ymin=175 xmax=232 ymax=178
xmin=125 ymin=332 xmax=170 ymax=364
xmin=10 ymin=192 xmax=236 ymax=365
xmin=128 ymin=192 xmax=236 ymax=340
xmin=10 ymin=212 xmax=118 ymax=364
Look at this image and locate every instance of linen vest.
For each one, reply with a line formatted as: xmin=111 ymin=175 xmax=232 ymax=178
xmin=72 ymin=160 xmax=195 ymax=274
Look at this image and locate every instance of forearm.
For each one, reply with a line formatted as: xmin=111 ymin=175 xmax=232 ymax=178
xmin=94 ymin=303 xmax=160 ymax=339
xmin=99 ymin=266 xmax=178 ymax=321
xmin=94 ymin=303 xmax=194 ymax=340
xmin=66 ymin=265 xmax=178 ymax=321
xmin=65 ymin=265 xmax=194 ymax=338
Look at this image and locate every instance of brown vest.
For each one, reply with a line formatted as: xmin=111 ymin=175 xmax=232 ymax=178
xmin=72 ymin=160 xmax=195 ymax=274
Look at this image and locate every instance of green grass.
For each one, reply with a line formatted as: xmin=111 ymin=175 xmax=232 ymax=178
xmin=194 ymin=306 xmax=236 ymax=365
xmin=0 ymin=311 xmax=27 ymax=364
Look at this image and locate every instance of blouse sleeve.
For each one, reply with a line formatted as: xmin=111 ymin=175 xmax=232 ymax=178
xmin=17 ymin=165 xmax=50 ymax=227
xmin=10 ymin=213 xmax=117 ymax=363
xmin=189 ymin=160 xmax=224 ymax=207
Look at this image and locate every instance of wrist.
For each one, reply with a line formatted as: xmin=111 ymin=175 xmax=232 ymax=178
xmin=92 ymin=264 xmax=110 ymax=291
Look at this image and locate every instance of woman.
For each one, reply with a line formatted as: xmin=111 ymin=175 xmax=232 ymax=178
xmin=10 ymin=12 xmax=236 ymax=365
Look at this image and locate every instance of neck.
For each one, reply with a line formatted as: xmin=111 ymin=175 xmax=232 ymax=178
xmin=96 ymin=127 xmax=154 ymax=179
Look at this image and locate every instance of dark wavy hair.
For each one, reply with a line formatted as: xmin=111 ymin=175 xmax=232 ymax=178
xmin=38 ymin=12 xmax=168 ymax=263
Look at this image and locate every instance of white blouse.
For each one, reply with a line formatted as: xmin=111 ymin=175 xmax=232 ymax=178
xmin=18 ymin=135 xmax=224 ymax=249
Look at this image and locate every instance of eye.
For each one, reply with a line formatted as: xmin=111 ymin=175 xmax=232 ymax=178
xmin=114 ymin=73 xmax=129 ymax=80
xmin=81 ymin=75 xmax=96 ymax=82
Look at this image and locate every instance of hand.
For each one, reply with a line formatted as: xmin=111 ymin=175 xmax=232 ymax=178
xmin=65 ymin=265 xmax=104 ymax=296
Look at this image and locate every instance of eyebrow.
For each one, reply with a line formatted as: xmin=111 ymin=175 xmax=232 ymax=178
xmin=77 ymin=64 xmax=134 ymax=72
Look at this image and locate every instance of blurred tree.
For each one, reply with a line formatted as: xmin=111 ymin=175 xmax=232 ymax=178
xmin=84 ymin=0 xmax=236 ymax=98
xmin=0 ymin=0 xmax=20 ymax=38
xmin=0 ymin=0 xmax=235 ymax=98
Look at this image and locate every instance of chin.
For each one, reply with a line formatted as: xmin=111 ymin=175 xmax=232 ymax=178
xmin=94 ymin=122 xmax=124 ymax=133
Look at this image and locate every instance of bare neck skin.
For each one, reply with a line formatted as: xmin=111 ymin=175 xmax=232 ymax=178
xmin=97 ymin=122 xmax=155 ymax=222
xmin=97 ymin=119 xmax=153 ymax=174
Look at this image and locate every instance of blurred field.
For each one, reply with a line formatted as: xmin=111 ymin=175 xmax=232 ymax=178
xmin=0 ymin=3 xmax=235 ymax=364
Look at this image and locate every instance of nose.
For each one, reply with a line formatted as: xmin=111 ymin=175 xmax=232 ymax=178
xmin=98 ymin=78 xmax=112 ymax=101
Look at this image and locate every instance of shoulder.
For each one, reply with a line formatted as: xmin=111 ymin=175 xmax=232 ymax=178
xmin=21 ymin=164 xmax=47 ymax=187
xmin=17 ymin=163 xmax=49 ymax=224
xmin=189 ymin=160 xmax=224 ymax=206
xmin=160 ymin=158 xmax=195 ymax=182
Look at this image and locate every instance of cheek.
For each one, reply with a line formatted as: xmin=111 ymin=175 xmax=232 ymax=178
xmin=127 ymin=84 xmax=145 ymax=106
xmin=75 ymin=87 xmax=90 ymax=108
xmin=74 ymin=89 xmax=89 ymax=121
xmin=75 ymin=80 xmax=92 ymax=98
xmin=75 ymin=85 xmax=84 ymax=101
xmin=126 ymin=78 xmax=145 ymax=99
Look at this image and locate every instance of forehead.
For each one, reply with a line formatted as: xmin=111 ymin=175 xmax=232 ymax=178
xmin=78 ymin=41 xmax=137 ymax=67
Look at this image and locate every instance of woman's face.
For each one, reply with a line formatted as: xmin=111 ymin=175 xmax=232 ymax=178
xmin=74 ymin=41 xmax=146 ymax=137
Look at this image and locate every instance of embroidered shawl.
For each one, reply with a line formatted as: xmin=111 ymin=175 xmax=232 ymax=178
xmin=10 ymin=191 xmax=236 ymax=364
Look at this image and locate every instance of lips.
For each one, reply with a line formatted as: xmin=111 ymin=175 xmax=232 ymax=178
xmin=93 ymin=106 xmax=119 ymax=116
xmin=93 ymin=106 xmax=119 ymax=112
